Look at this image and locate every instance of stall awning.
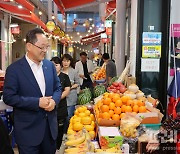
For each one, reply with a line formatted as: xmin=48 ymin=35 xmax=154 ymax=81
xmin=15 ymin=0 xmax=34 ymax=12
xmin=0 ymin=2 xmax=46 ymax=29
xmin=53 ymin=0 xmax=97 ymax=14
xmin=0 ymin=3 xmax=31 ymax=17
xmin=18 ymin=12 xmax=46 ymax=29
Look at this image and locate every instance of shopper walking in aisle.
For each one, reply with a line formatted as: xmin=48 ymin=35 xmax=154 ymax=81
xmin=97 ymin=53 xmax=104 ymax=67
xmin=75 ymin=52 xmax=94 ymax=90
xmin=50 ymin=57 xmax=71 ymax=152
xmin=3 ymin=28 xmax=62 ymax=154
xmin=61 ymin=54 xmax=80 ymax=121
xmin=102 ymin=53 xmax=117 ymax=85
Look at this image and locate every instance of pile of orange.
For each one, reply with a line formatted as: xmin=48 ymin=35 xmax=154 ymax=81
xmin=92 ymin=67 xmax=106 ymax=80
xmin=94 ymin=92 xmax=148 ymax=121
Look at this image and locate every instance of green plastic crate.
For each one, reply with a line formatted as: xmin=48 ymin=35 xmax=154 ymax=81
xmin=140 ymin=123 xmax=161 ymax=130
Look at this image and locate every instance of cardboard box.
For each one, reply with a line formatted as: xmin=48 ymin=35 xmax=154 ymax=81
xmin=98 ymin=126 xmax=123 ymax=149
xmin=136 ymin=112 xmax=161 ymax=124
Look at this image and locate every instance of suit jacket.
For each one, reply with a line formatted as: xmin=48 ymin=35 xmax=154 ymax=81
xmin=97 ymin=58 xmax=104 ymax=67
xmin=75 ymin=60 xmax=94 ymax=85
xmin=3 ymin=56 xmax=62 ymax=146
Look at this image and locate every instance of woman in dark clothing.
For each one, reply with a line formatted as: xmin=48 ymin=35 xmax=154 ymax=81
xmin=50 ymin=57 xmax=71 ymax=151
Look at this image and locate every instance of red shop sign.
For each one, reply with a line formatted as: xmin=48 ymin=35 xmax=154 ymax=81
xmin=106 ymin=27 xmax=112 ymax=35
xmin=101 ymin=38 xmax=110 ymax=43
xmin=11 ymin=26 xmax=20 ymax=34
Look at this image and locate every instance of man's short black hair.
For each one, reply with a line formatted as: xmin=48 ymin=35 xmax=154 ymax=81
xmin=26 ymin=28 xmax=44 ymax=44
xmin=102 ymin=53 xmax=110 ymax=60
xmin=80 ymin=52 xmax=87 ymax=56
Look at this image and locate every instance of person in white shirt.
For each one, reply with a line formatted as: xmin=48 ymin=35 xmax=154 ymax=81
xmin=75 ymin=52 xmax=94 ymax=90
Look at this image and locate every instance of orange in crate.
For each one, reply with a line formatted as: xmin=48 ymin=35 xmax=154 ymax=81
xmin=115 ymin=99 xmax=122 ymax=107
xmin=101 ymin=105 xmax=109 ymax=112
xmin=121 ymin=96 xmax=131 ymax=104
xmin=112 ymin=114 xmax=120 ymax=120
xmin=102 ymin=112 xmax=110 ymax=119
xmin=125 ymin=106 xmax=132 ymax=112
xmin=114 ymin=107 xmax=121 ymax=115
xmin=109 ymin=110 xmax=114 ymax=117
xmin=139 ymin=106 xmax=147 ymax=113
xmin=133 ymin=105 xmax=139 ymax=113
xmin=103 ymin=98 xmax=111 ymax=105
xmin=126 ymin=99 xmax=134 ymax=107
xmin=121 ymin=105 xmax=126 ymax=113
xmin=109 ymin=102 xmax=115 ymax=110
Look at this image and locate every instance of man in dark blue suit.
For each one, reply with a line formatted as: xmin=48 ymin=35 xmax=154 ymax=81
xmin=3 ymin=28 xmax=62 ymax=154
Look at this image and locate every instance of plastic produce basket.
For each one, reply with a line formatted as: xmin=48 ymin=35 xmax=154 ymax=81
xmin=140 ymin=123 xmax=161 ymax=130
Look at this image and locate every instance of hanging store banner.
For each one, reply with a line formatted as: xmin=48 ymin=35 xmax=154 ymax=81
xmin=142 ymin=32 xmax=162 ymax=58
xmin=105 ymin=20 xmax=113 ymax=28
xmin=53 ymin=26 xmax=60 ymax=35
xmin=46 ymin=21 xmax=55 ymax=32
xmin=171 ymin=24 xmax=180 ymax=37
xmin=106 ymin=27 xmax=112 ymax=35
xmin=11 ymin=26 xmax=20 ymax=34
xmin=141 ymin=58 xmax=160 ymax=72
xmin=101 ymin=38 xmax=110 ymax=43
xmin=170 ymin=24 xmax=180 ymax=76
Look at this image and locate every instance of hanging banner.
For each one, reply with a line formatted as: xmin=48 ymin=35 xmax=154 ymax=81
xmin=53 ymin=26 xmax=60 ymax=35
xmin=11 ymin=26 xmax=20 ymax=34
xmin=170 ymin=24 xmax=180 ymax=76
xmin=106 ymin=27 xmax=112 ymax=35
xmin=142 ymin=32 xmax=162 ymax=58
xmin=105 ymin=20 xmax=113 ymax=28
xmin=46 ymin=21 xmax=55 ymax=32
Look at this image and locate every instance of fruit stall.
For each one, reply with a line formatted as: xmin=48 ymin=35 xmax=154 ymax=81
xmin=63 ymin=63 xmax=176 ymax=154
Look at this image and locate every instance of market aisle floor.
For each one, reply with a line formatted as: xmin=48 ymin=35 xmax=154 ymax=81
xmin=13 ymin=141 xmax=65 ymax=154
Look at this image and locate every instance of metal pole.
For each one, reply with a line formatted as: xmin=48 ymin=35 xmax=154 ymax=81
xmin=115 ymin=0 xmax=126 ymax=76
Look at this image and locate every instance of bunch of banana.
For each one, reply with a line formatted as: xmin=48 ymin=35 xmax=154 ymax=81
xmin=67 ymin=130 xmax=83 ymax=140
xmin=65 ymin=132 xmax=86 ymax=146
xmin=120 ymin=126 xmax=137 ymax=138
xmin=95 ymin=146 xmax=122 ymax=153
xmin=65 ymin=129 xmax=95 ymax=154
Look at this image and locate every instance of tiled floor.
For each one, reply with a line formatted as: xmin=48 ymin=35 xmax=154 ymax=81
xmin=13 ymin=140 xmax=66 ymax=154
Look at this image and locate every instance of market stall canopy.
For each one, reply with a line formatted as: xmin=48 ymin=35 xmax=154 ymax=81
xmin=0 ymin=2 xmax=46 ymax=29
xmin=15 ymin=0 xmax=34 ymax=12
xmin=53 ymin=0 xmax=113 ymax=14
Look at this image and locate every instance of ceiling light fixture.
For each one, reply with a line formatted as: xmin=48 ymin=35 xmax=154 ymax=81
xmin=52 ymin=15 xmax=55 ymax=19
xmin=39 ymin=11 xmax=42 ymax=15
xmin=18 ymin=5 xmax=23 ymax=9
